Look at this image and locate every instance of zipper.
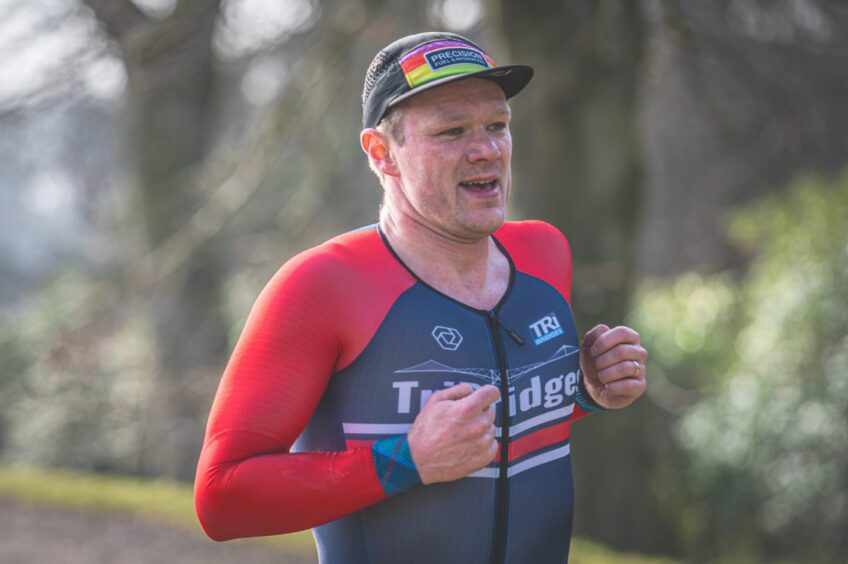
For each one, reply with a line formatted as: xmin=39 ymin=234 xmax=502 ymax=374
xmin=488 ymin=311 xmax=526 ymax=346
xmin=486 ymin=309 xmax=523 ymax=564
xmin=376 ymin=225 xmax=526 ymax=562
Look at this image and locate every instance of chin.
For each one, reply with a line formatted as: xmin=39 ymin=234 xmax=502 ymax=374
xmin=464 ymin=214 xmax=506 ymax=237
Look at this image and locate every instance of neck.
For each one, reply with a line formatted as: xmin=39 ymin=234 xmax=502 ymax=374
xmin=380 ymin=208 xmax=509 ymax=310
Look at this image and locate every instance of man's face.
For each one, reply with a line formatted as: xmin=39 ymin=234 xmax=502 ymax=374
xmin=387 ymin=78 xmax=512 ymax=241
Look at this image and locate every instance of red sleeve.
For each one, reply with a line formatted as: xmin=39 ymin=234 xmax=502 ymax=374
xmin=571 ymin=404 xmax=592 ymax=421
xmin=494 ymin=220 xmax=573 ymax=304
xmin=194 ymin=233 xmax=413 ymax=541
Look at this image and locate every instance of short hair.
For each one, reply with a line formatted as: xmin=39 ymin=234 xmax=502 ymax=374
xmin=380 ymin=107 xmax=405 ymax=146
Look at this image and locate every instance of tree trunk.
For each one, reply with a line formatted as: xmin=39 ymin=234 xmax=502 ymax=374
xmin=86 ymin=0 xmax=227 ymax=479
xmin=638 ymin=0 xmax=848 ymax=276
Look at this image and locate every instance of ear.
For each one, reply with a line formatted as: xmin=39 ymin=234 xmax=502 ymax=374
xmin=360 ymin=128 xmax=400 ymax=177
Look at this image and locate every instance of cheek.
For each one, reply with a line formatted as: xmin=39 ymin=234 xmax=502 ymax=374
xmin=499 ymin=138 xmax=512 ymax=160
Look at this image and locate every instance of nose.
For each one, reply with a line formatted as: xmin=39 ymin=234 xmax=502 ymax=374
xmin=466 ymin=128 xmax=502 ymax=163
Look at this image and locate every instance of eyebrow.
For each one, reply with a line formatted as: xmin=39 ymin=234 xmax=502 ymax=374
xmin=435 ymin=105 xmax=511 ymax=125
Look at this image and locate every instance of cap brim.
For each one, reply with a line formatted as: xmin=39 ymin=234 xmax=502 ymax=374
xmin=387 ymin=64 xmax=534 ymax=109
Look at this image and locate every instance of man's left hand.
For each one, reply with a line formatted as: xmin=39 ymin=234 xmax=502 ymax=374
xmin=579 ymin=324 xmax=647 ymax=409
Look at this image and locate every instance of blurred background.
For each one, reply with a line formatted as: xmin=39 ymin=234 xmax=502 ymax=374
xmin=1 ymin=0 xmax=847 ymax=562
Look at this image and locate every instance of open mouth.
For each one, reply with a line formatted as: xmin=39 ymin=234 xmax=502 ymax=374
xmin=459 ymin=178 xmax=498 ymax=191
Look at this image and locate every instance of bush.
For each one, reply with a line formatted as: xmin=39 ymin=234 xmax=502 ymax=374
xmin=630 ymin=173 xmax=848 ymax=562
xmin=0 ymin=270 xmax=156 ymax=473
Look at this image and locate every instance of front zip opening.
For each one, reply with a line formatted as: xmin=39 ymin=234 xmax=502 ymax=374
xmin=488 ymin=311 xmax=526 ymax=346
xmin=487 ymin=309 xmax=513 ymax=564
xmin=376 ymin=225 xmax=525 ymax=562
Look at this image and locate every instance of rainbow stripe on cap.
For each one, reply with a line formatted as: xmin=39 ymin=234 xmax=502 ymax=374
xmin=399 ymin=40 xmax=496 ymax=89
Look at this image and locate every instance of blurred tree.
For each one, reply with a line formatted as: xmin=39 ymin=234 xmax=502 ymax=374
xmin=639 ymin=0 xmax=848 ymax=276
xmin=83 ymin=0 xmax=229 ymax=479
xmin=499 ymin=0 xmax=848 ymax=555
xmin=75 ymin=0 xmax=432 ymax=479
xmin=632 ymin=172 xmax=848 ymax=562
xmin=632 ymin=1 xmax=848 ymax=556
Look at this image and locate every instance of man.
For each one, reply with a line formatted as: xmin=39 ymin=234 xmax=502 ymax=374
xmin=195 ymin=32 xmax=647 ymax=564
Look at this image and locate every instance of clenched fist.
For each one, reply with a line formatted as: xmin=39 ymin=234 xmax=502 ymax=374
xmin=407 ymin=383 xmax=500 ymax=484
xmin=579 ymin=324 xmax=648 ymax=409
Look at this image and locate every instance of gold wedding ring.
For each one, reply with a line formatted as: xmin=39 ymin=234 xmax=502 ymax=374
xmin=631 ymin=360 xmax=641 ymax=378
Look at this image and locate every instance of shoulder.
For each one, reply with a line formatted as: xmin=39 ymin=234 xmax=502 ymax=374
xmin=495 ymin=220 xmax=571 ymax=255
xmin=263 ymin=226 xmax=410 ymax=304
xmin=273 ymin=226 xmax=388 ymax=285
xmin=495 ymin=220 xmax=573 ymax=302
xmin=259 ymin=226 xmax=416 ymax=369
xmin=495 ymin=220 xmax=572 ymax=267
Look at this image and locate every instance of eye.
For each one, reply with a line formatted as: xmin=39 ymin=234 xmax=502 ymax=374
xmin=439 ymin=127 xmax=463 ymax=137
xmin=488 ymin=121 xmax=508 ymax=132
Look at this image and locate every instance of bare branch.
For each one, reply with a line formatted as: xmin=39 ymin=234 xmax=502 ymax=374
xmin=81 ymin=0 xmax=151 ymax=44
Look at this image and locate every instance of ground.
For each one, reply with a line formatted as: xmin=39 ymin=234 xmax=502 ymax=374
xmin=0 ymin=499 xmax=317 ymax=564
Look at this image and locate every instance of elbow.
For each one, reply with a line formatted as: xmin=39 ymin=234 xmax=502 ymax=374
xmin=194 ymin=456 xmax=245 ymax=542
xmin=194 ymin=480 xmax=235 ymax=542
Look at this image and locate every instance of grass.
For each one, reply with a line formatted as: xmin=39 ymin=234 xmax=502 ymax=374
xmin=0 ymin=465 xmax=677 ymax=563
xmin=569 ymin=539 xmax=679 ymax=564
xmin=0 ymin=465 xmax=315 ymax=554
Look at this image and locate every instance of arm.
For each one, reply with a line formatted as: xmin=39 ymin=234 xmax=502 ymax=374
xmin=193 ymin=252 xmax=500 ymax=540
xmin=194 ymin=256 xmax=389 ymax=541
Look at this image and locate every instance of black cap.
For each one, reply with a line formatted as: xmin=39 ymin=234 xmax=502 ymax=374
xmin=362 ymin=32 xmax=534 ymax=129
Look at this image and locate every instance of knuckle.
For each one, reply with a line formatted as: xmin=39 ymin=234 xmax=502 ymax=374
xmin=429 ymin=388 xmax=447 ymax=401
xmin=616 ymin=325 xmax=638 ymax=341
xmin=457 ymin=401 xmax=476 ymax=417
xmin=479 ymin=434 xmax=493 ymax=450
xmin=471 ymin=420 xmax=488 ymax=436
xmin=489 ymin=441 xmax=499 ymax=459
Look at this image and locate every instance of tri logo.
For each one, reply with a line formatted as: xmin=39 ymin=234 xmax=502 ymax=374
xmin=528 ymin=313 xmax=564 ymax=345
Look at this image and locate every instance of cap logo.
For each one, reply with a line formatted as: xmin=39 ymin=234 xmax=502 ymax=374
xmin=400 ymin=40 xmax=495 ymax=89
xmin=425 ymin=47 xmax=487 ymax=70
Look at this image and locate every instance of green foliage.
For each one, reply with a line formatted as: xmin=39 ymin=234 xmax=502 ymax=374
xmin=631 ymin=173 xmax=848 ymax=562
xmin=569 ymin=538 xmax=679 ymax=564
xmin=0 ymin=271 xmax=155 ymax=473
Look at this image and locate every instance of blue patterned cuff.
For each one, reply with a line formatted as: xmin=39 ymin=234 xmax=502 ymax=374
xmin=575 ymin=370 xmax=607 ymax=413
xmin=372 ymin=434 xmax=422 ymax=496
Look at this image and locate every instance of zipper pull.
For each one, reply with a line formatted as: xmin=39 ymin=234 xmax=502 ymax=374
xmin=487 ymin=310 xmax=526 ymax=346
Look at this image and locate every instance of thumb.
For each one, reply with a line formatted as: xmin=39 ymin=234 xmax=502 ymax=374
xmin=431 ymin=383 xmax=476 ymax=402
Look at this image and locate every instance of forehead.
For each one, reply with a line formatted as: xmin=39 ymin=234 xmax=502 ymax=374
xmin=399 ymin=78 xmax=509 ymax=121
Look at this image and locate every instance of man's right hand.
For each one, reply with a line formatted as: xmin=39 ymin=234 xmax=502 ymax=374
xmin=406 ymin=383 xmax=501 ymax=485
